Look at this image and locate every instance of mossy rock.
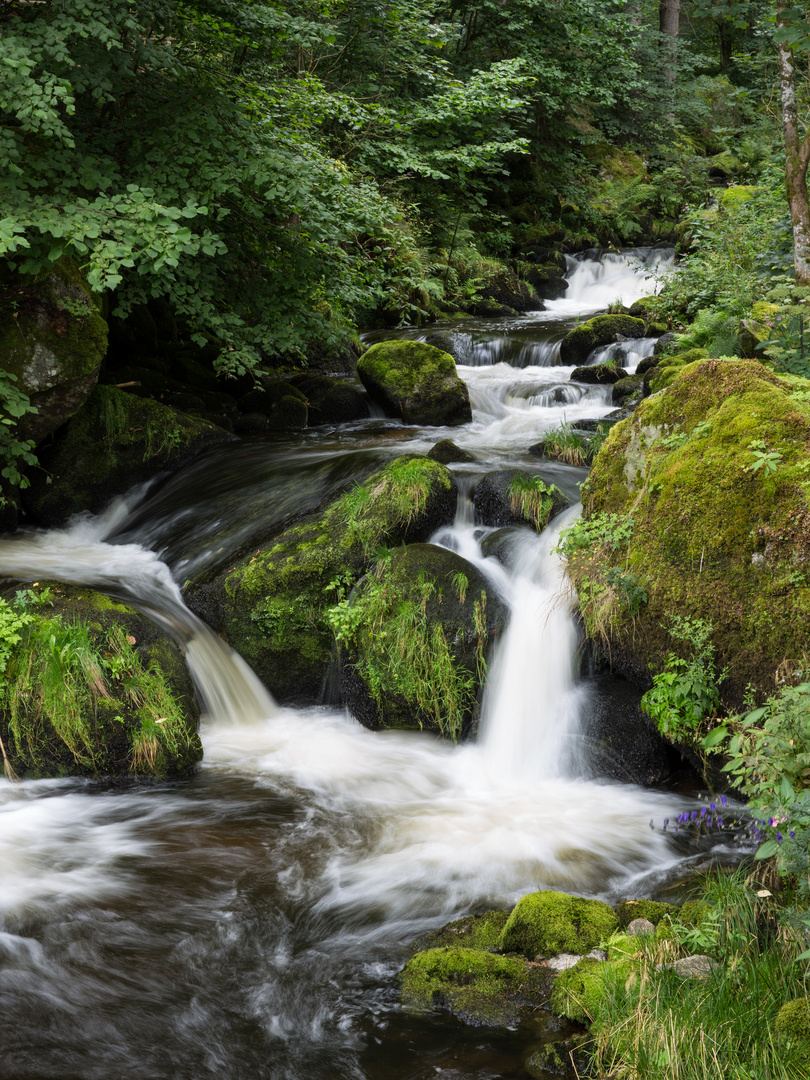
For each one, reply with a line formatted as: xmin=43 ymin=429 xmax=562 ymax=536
xmin=339 ymin=543 xmax=508 ymax=739
xmin=197 ymin=456 xmax=457 ymax=704
xmin=570 ymin=362 xmax=628 ymax=385
xmin=266 ymin=394 xmax=308 ymax=431
xmin=0 ymin=583 xmax=201 ymax=780
xmin=399 ymin=946 xmax=553 ymax=1027
xmin=549 ymin=957 xmax=619 ymax=1025
xmin=719 ymin=185 xmax=759 ymax=211
xmin=23 ymin=385 xmax=234 ymax=527
xmin=357 ymin=340 xmax=473 ymax=426
xmin=475 ymin=266 xmax=544 ymax=313
xmin=427 ymin=438 xmax=476 ymax=464
xmin=0 ymin=256 xmax=108 ymax=444
xmin=612 ymin=375 xmax=644 ymax=407
xmin=285 ymin=373 xmax=370 ymax=424
xmin=473 ymin=471 xmax=570 ymax=531
xmin=499 ymin=890 xmax=618 ymax=959
xmin=412 ymin=910 xmax=511 ymax=953
xmin=628 ymin=296 xmax=662 ymax=321
xmin=644 ymin=348 xmax=708 ymax=395
xmin=560 ymin=315 xmax=646 ymax=365
xmin=774 ymin=998 xmax=810 ymax=1054
xmin=615 ymin=899 xmax=676 ymax=929
xmin=580 ymin=358 xmax=810 ymax=706
xmin=525 ymin=1038 xmax=587 ymax=1079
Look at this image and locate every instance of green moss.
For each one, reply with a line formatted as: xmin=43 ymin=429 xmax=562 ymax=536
xmin=719 ymin=185 xmax=759 ymax=210
xmin=413 ymin=910 xmax=511 ymax=953
xmin=549 ymin=958 xmax=610 ymax=1025
xmin=357 ymin=340 xmax=472 ymax=426
xmin=616 ymin=899 xmax=676 ymax=929
xmin=775 ymin=998 xmax=810 ymax=1048
xmin=508 ymin=475 xmax=567 ymax=529
xmin=220 ymin=455 xmax=456 ymax=702
xmin=560 ymin=315 xmax=646 ymax=365
xmin=0 ymin=591 xmax=200 ymax=779
xmin=648 ymin=348 xmax=709 ymax=393
xmin=578 ymin=358 xmax=810 ymax=706
xmin=499 ymin=890 xmax=618 ymax=958
xmin=400 ymin=946 xmax=552 ymax=1026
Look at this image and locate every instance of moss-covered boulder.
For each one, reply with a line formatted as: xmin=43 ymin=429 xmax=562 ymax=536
xmin=549 ymin=957 xmax=613 ymax=1025
xmin=473 ymin=266 xmax=544 ymax=314
xmin=427 ymin=438 xmax=476 ymax=464
xmin=399 ymin=946 xmax=553 ymax=1027
xmin=23 ymin=385 xmax=234 ymax=526
xmin=643 ymin=348 xmax=708 ymax=395
xmin=0 ymin=256 xmax=108 ymax=443
xmin=774 ymin=998 xmax=810 ymax=1055
xmin=412 ymin=910 xmax=511 ymax=954
xmin=560 ymin=316 xmax=646 ymax=365
xmin=499 ymin=890 xmax=618 ymax=959
xmin=338 ymin=543 xmax=507 ymax=738
xmin=193 ymin=456 xmax=457 ymax=704
xmin=570 ymin=362 xmax=629 ymax=385
xmin=579 ymin=358 xmax=810 ymax=705
xmin=612 ymin=375 xmax=644 ymax=407
xmin=286 ymin=373 xmax=370 ymax=425
xmin=357 ymin=340 xmax=472 ymax=426
xmin=0 ymin=583 xmax=201 ymax=780
xmin=473 ymin=471 xmax=570 ymax=531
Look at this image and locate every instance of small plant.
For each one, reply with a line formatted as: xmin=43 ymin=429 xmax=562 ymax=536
xmin=0 ymin=370 xmax=39 ymax=504
xmin=747 ymin=439 xmax=783 ymax=477
xmin=507 ymin=475 xmax=562 ymax=530
xmin=641 ymin=616 xmax=727 ymax=740
xmin=539 ymin=423 xmax=593 ymax=466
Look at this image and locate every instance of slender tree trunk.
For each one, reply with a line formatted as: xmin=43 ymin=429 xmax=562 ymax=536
xmin=777 ymin=1 xmax=810 ymax=283
xmin=659 ymin=0 xmax=680 ymax=84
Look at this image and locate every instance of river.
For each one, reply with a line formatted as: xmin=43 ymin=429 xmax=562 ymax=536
xmin=0 ymin=247 xmax=742 ymax=1079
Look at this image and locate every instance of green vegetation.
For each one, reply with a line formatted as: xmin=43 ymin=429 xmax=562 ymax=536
xmin=507 ymin=475 xmax=564 ymax=530
xmin=560 ymin=870 xmax=810 ymax=1080
xmin=499 ymin=889 xmax=618 ymax=958
xmin=0 ymin=587 xmax=200 ymax=777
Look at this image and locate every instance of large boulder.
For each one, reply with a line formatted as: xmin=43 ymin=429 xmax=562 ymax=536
xmin=560 ymin=315 xmax=646 ymax=366
xmin=500 ymin=890 xmax=618 ymax=959
xmin=473 ymin=471 xmax=570 ymax=531
xmin=0 ymin=257 xmax=108 ymax=444
xmin=0 ymin=583 xmax=201 ymax=779
xmin=357 ymin=340 xmax=472 ymax=426
xmin=337 ymin=543 xmax=508 ymax=739
xmin=190 ymin=456 xmax=457 ymax=704
xmin=286 ymin=373 xmax=370 ymax=424
xmin=23 ymin=386 xmax=234 ymax=526
xmin=577 ymin=358 xmax=810 ymax=705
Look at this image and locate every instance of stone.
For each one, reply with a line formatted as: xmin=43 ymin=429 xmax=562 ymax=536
xmin=473 ymin=471 xmax=569 ymax=531
xmin=560 ymin=315 xmax=646 ymax=365
xmin=357 ymin=340 xmax=472 ymax=426
xmin=627 ymin=918 xmax=656 ymax=936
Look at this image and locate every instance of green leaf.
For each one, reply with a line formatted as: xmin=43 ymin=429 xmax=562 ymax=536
xmin=755 ymin=840 xmax=779 ymax=860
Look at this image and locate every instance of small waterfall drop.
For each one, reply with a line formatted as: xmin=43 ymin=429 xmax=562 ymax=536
xmin=0 ymin=507 xmax=276 ymax=726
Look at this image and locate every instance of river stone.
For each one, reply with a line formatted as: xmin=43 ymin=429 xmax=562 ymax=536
xmin=500 ymin=891 xmax=618 ymax=959
xmin=627 ymin=918 xmax=656 ymax=936
xmin=357 ymin=340 xmax=472 ymax=426
xmin=570 ymin=362 xmax=629 ymax=385
xmin=473 ymin=470 xmax=569 ymax=531
xmin=286 ymin=373 xmax=370 ymax=424
xmin=0 ymin=255 xmax=108 ymax=445
xmin=23 ymin=386 xmax=234 ymax=527
xmin=399 ymin=945 xmax=553 ymax=1027
xmin=560 ymin=315 xmax=646 ymax=365
xmin=194 ymin=456 xmax=458 ymax=704
xmin=427 ymin=438 xmax=476 ymax=464
xmin=611 ymin=375 xmax=643 ymax=406
xmin=0 ymin=582 xmax=201 ymax=780
xmin=658 ymin=955 xmax=716 ymax=979
xmin=339 ymin=543 xmax=507 ymax=738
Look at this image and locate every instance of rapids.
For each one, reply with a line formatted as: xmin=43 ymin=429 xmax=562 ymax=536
xmin=0 ymin=246 xmax=741 ymax=1080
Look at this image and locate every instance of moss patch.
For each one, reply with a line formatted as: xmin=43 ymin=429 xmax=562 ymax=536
xmin=560 ymin=315 xmax=646 ymax=365
xmin=499 ymin=890 xmax=618 ymax=959
xmin=0 ymin=583 xmax=200 ymax=779
xmin=213 ymin=456 xmax=457 ymax=703
xmin=616 ymin=899 xmax=676 ymax=929
xmin=412 ymin=910 xmax=511 ymax=953
xmin=400 ymin=946 xmax=553 ymax=1026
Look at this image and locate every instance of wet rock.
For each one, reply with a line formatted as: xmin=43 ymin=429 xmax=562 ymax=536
xmin=23 ymin=386 xmax=234 ymax=527
xmin=611 ymin=375 xmax=644 ymax=407
xmin=570 ymin=362 xmax=629 ymax=385
xmin=195 ymin=456 xmax=457 ymax=704
xmin=357 ymin=340 xmax=472 ymax=426
xmin=339 ymin=543 xmax=507 ymax=738
xmin=427 ymin=438 xmax=476 ymax=464
xmin=286 ymin=374 xmax=369 ymax=425
xmin=560 ymin=315 xmax=646 ymax=365
xmin=473 ymin=471 xmax=569 ymax=531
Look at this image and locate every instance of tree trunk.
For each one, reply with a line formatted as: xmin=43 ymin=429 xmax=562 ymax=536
xmin=777 ymin=0 xmax=810 ymax=284
xmin=659 ymin=0 xmax=679 ymax=84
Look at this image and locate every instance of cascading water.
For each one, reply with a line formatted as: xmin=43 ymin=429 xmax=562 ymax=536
xmin=1 ymin=247 xmax=733 ymax=1080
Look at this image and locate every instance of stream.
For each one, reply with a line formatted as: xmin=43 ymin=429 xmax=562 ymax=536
xmin=0 ymin=247 xmax=744 ymax=1079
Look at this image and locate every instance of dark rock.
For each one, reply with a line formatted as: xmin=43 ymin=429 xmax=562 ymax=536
xmin=427 ymin=439 xmax=476 ymax=464
xmin=468 ymin=298 xmax=517 ymax=317
xmin=636 ymin=354 xmax=660 ymax=376
xmin=560 ymin=315 xmax=646 ymax=365
xmin=287 ymin=374 xmax=370 ymax=424
xmin=266 ymin=395 xmax=308 ymax=431
xmin=234 ymin=412 xmax=269 ymax=435
xmin=474 ymin=470 xmax=569 ymax=531
xmin=476 ymin=267 xmax=544 ymax=313
xmin=611 ymin=376 xmax=644 ymax=407
xmin=340 ymin=543 xmax=508 ymax=738
xmin=425 ymin=331 xmax=470 ymax=365
xmin=653 ymin=332 xmax=676 ymax=356
xmin=23 ymin=386 xmax=234 ymax=527
xmin=357 ymin=340 xmax=472 ymax=426
xmin=570 ymin=363 xmax=629 ymax=385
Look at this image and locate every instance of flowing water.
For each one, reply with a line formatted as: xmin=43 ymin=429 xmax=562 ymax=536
xmin=0 ymin=247 xmax=741 ymax=1080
